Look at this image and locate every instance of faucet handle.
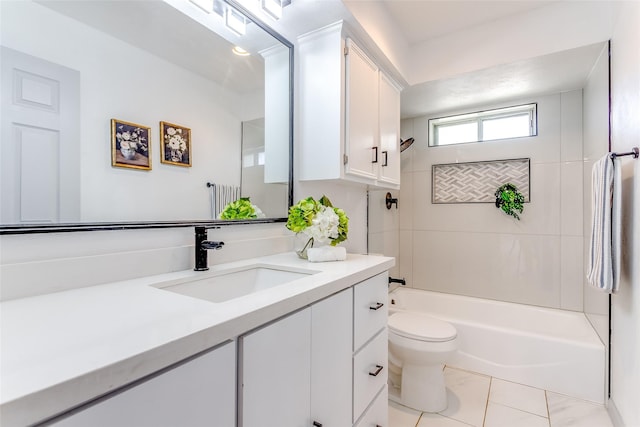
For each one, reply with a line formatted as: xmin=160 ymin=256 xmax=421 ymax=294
xmin=201 ymin=241 xmax=224 ymax=250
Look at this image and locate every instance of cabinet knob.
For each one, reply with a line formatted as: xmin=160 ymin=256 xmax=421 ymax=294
xmin=369 ymin=302 xmax=384 ymax=311
xmin=369 ymin=364 xmax=384 ymax=377
xmin=313 ymin=422 xmax=323 ymax=427
xmin=372 ymin=146 xmax=378 ymax=163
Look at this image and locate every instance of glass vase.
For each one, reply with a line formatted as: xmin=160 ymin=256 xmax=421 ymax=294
xmin=295 ymin=234 xmax=314 ymax=260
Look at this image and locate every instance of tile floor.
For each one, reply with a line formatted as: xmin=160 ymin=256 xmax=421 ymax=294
xmin=389 ymin=366 xmax=614 ymax=427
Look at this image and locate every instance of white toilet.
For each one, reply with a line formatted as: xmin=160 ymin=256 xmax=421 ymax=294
xmin=388 ymin=311 xmax=458 ymax=413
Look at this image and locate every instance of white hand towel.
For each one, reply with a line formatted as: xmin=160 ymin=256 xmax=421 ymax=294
xmin=307 ymin=246 xmax=347 ymax=262
xmin=586 ymin=154 xmax=621 ymax=293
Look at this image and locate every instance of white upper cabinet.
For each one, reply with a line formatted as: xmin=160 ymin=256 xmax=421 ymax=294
xmin=345 ymin=39 xmax=380 ymax=181
xmin=298 ymin=22 xmax=402 ymax=189
xmin=378 ymin=72 xmax=402 ymax=186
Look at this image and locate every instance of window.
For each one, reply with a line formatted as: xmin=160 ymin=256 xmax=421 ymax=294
xmin=429 ymin=103 xmax=537 ymax=146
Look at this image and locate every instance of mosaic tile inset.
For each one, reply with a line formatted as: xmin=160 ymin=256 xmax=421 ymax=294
xmin=432 ymin=158 xmax=530 ymax=204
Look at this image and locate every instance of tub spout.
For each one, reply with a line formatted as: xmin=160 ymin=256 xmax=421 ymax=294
xmin=389 ymin=277 xmax=406 ymax=286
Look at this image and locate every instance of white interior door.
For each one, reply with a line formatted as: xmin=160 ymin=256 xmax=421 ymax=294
xmin=1 ymin=46 xmax=80 ymax=224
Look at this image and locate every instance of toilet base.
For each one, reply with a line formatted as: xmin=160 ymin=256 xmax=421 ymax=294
xmin=395 ymin=363 xmax=448 ymax=413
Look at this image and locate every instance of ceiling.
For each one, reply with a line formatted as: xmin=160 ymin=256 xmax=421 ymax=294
xmin=345 ymin=0 xmax=607 ymax=118
xmin=401 ymin=41 xmax=606 ymax=118
xmin=380 ymin=0 xmax=556 ymax=45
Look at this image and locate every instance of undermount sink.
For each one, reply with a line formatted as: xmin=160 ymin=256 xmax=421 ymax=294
xmin=153 ymin=264 xmax=319 ymax=303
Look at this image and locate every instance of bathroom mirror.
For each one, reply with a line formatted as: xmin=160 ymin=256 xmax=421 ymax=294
xmin=0 ymin=0 xmax=292 ymax=231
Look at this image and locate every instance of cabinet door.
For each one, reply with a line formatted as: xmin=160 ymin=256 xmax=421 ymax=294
xmin=240 ymin=309 xmax=311 ymax=427
xmin=345 ymin=39 xmax=379 ymax=181
xmin=354 ymin=386 xmax=388 ymax=427
xmin=378 ymin=72 xmax=401 ymax=186
xmin=52 ymin=341 xmax=236 ymax=427
xmin=311 ymin=288 xmax=353 ymax=426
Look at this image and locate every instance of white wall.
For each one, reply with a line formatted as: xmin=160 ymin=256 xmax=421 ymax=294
xmin=368 ymin=188 xmax=399 ymax=279
xmin=608 ymin=2 xmax=640 ymax=426
xmin=395 ymin=92 xmax=584 ymax=309
xmin=1 ymin=1 xmax=259 ymax=222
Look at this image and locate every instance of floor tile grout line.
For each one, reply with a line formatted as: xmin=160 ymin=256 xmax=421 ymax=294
xmin=544 ymin=389 xmax=551 ymax=427
xmin=488 ymin=401 xmax=551 ymax=420
xmin=482 ymin=376 xmax=492 ymax=427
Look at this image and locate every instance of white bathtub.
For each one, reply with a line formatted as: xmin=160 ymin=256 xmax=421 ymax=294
xmin=388 ymin=287 xmax=606 ymax=403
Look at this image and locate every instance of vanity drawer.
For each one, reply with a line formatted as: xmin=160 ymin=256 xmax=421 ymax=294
xmin=354 ymin=385 xmax=388 ymax=427
xmin=354 ymin=272 xmax=388 ymax=351
xmin=353 ymin=328 xmax=387 ymax=422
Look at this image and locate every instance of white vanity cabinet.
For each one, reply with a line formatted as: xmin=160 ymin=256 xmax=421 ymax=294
xmin=353 ymin=273 xmax=389 ymax=426
xmin=298 ymin=22 xmax=402 ymax=189
xmin=240 ymin=288 xmax=353 ymax=427
xmin=50 ymin=341 xmax=236 ymax=427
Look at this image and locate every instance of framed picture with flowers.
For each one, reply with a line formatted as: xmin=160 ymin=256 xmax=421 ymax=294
xmin=111 ymin=119 xmax=151 ymax=170
xmin=160 ymin=121 xmax=191 ymax=167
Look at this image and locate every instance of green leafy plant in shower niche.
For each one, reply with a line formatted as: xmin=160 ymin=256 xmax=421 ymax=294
xmin=494 ymin=183 xmax=525 ymax=220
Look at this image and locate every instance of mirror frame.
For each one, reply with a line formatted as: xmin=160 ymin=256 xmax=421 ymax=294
xmin=0 ymin=0 xmax=294 ymax=235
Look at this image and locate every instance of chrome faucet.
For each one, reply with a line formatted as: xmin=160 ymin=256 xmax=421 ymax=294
xmin=194 ymin=226 xmax=224 ymax=271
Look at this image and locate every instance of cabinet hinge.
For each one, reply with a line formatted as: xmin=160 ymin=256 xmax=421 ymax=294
xmin=343 ymin=154 xmax=348 ymax=164
xmin=344 ymin=46 xmax=349 ymax=56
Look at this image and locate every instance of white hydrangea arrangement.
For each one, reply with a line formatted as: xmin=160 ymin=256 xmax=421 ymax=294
xmin=286 ymin=195 xmax=348 ymax=246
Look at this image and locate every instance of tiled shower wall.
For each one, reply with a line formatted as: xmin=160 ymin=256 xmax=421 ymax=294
xmin=582 ymin=44 xmax=610 ymax=341
xmin=373 ymin=91 xmax=585 ymax=310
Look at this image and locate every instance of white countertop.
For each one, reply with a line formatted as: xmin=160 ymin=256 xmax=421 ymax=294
xmin=0 ymin=252 xmax=394 ymax=426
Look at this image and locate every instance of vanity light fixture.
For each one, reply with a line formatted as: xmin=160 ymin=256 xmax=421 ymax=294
xmin=232 ymin=46 xmax=251 ymax=56
xmin=260 ymin=0 xmax=292 ymax=20
xmin=189 ymin=0 xmax=225 ymax=16
xmin=225 ymin=6 xmax=247 ymax=36
xmin=261 ymin=0 xmax=283 ymax=19
xmin=189 ymin=0 xmax=213 ymax=13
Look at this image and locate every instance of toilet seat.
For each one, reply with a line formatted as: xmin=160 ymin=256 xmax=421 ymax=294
xmin=389 ymin=312 xmax=457 ymax=342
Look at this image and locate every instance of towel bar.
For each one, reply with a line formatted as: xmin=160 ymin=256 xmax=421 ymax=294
xmin=610 ymin=147 xmax=639 ymax=159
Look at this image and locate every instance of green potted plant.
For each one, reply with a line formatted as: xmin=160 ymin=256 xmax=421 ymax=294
xmin=494 ymin=183 xmax=525 ymax=220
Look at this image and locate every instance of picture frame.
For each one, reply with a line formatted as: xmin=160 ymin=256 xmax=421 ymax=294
xmin=111 ymin=119 xmax=151 ymax=170
xmin=160 ymin=121 xmax=192 ymax=167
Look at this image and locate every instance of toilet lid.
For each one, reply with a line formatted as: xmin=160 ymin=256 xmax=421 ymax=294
xmin=389 ymin=312 xmax=457 ymax=342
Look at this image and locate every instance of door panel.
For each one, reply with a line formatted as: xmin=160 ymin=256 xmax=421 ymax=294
xmin=1 ymin=47 xmax=80 ymax=224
